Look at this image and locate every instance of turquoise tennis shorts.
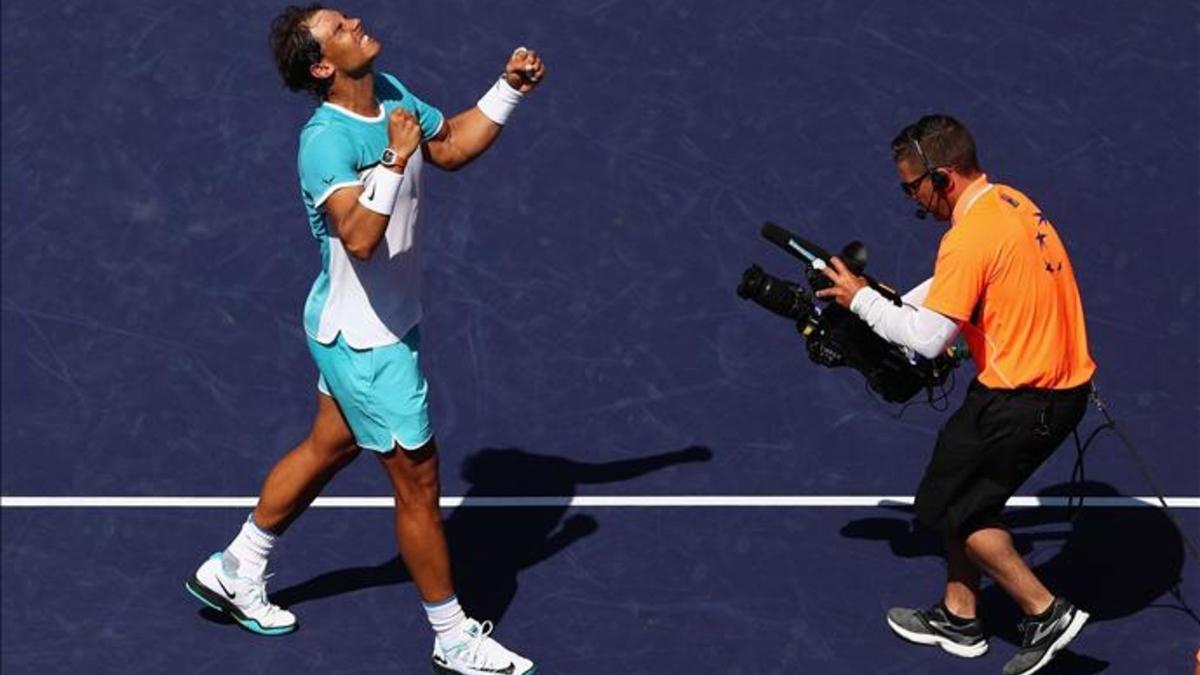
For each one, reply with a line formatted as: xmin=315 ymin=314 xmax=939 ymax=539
xmin=308 ymin=327 xmax=433 ymax=452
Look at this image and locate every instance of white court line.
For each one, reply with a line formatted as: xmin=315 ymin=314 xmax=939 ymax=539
xmin=1 ymin=495 xmax=1198 ymax=508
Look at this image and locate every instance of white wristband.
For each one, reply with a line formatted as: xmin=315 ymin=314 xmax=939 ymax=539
xmin=476 ymin=76 xmax=523 ymax=125
xmin=357 ymin=166 xmax=404 ymax=216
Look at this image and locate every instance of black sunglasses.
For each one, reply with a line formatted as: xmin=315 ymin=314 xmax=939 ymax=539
xmin=899 ymin=171 xmax=931 ymax=197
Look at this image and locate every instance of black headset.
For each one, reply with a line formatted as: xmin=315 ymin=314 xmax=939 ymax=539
xmin=910 ymin=133 xmax=950 ymax=192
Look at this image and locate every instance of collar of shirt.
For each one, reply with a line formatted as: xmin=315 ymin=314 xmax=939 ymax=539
xmin=322 ymin=100 xmax=386 ymax=123
xmin=950 ymin=174 xmax=994 ymax=227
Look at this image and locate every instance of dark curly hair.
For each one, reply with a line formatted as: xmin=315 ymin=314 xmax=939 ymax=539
xmin=269 ymin=4 xmax=329 ymax=99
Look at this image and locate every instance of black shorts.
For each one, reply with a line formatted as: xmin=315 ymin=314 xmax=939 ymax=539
xmin=914 ymin=379 xmax=1091 ymax=537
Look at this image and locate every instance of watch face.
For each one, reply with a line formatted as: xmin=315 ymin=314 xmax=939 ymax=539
xmin=381 ymin=148 xmax=398 ymax=166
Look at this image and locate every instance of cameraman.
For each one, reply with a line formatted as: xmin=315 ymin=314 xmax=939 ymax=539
xmin=816 ymin=115 xmax=1095 ymax=675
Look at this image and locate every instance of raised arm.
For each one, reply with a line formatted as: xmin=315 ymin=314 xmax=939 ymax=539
xmin=423 ymin=47 xmax=546 ymax=171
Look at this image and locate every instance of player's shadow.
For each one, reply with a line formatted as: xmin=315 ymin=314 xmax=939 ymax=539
xmin=224 ymin=444 xmax=713 ymax=625
xmin=840 ymin=480 xmax=1196 ymax=674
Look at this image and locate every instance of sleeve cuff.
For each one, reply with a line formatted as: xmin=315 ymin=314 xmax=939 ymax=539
xmin=849 ymin=285 xmax=884 ymax=317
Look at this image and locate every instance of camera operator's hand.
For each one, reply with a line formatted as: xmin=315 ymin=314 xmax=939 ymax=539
xmin=815 ymin=256 xmax=868 ymax=309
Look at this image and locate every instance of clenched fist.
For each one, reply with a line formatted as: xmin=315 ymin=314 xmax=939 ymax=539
xmin=387 ymin=107 xmax=422 ymax=165
xmin=503 ymin=47 xmax=547 ymax=93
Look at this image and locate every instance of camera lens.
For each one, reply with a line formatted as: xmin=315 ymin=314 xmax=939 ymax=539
xmin=737 ymin=265 xmax=811 ymax=322
xmin=737 ymin=265 xmax=765 ymax=300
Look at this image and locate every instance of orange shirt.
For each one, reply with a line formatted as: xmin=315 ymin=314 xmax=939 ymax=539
xmin=923 ymin=175 xmax=1096 ymax=389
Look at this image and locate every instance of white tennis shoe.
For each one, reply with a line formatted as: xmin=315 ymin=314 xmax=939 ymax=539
xmin=431 ymin=618 xmax=535 ymax=675
xmin=185 ymin=551 xmax=297 ymax=636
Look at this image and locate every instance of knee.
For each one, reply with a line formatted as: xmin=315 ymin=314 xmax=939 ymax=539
xmin=333 ymin=443 xmax=361 ymax=468
xmin=306 ymin=436 xmax=360 ymax=469
xmin=393 ymin=479 xmax=441 ymax=514
xmin=963 ymin=524 xmax=1009 ymax=556
xmin=398 ymin=462 xmax=441 ymax=502
xmin=387 ymin=446 xmax=441 ymax=508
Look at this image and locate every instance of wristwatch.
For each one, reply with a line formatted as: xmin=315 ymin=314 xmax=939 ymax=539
xmin=380 ymin=148 xmax=404 ymax=169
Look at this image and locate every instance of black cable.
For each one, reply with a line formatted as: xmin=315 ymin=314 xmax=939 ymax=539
xmin=935 ymin=367 xmax=957 ymax=411
xmin=1073 ymin=385 xmax=1200 ymax=570
xmin=892 ymin=363 xmax=957 ymax=419
xmin=1067 ymin=428 xmax=1086 ymax=518
xmin=1065 ymin=416 xmax=1115 ymax=521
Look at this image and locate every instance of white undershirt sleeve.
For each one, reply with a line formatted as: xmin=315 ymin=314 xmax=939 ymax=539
xmin=901 ymin=277 xmax=934 ymax=306
xmin=848 ymin=286 xmax=959 ymax=360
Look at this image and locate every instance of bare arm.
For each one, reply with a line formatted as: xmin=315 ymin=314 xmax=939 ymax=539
xmin=323 ymin=186 xmax=391 ymax=260
xmin=327 ymin=107 xmax=423 ymax=260
xmin=422 ymin=107 xmax=504 ymax=172
xmin=424 ymin=47 xmax=547 ymax=171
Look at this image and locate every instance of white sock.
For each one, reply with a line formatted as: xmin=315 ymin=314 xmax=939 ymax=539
xmin=223 ymin=513 xmax=276 ymax=579
xmin=424 ymin=595 xmax=466 ymax=645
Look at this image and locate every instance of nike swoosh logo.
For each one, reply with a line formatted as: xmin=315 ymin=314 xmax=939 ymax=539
xmin=367 ymin=183 xmax=376 ymax=200
xmin=1030 ymin=613 xmax=1069 ymax=645
xmin=322 ymin=175 xmax=335 ymax=185
xmin=215 ymin=577 xmax=236 ymax=600
xmin=926 ymin=618 xmax=971 ymax=637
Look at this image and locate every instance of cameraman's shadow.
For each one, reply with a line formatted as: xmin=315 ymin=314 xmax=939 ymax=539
xmin=840 ymin=481 xmax=1194 ymax=674
xmin=260 ymin=445 xmax=713 ymax=623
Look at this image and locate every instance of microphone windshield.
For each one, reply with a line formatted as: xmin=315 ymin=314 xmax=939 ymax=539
xmin=760 ymin=222 xmax=792 ymax=249
xmin=759 ymin=222 xmax=833 ymax=267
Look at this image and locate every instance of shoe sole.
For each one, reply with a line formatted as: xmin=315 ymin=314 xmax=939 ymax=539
xmin=887 ymin=617 xmax=988 ymax=658
xmin=1009 ymin=609 xmax=1090 ymax=675
xmin=185 ymin=575 xmax=298 ymax=637
xmin=431 ymin=658 xmax=537 ymax=675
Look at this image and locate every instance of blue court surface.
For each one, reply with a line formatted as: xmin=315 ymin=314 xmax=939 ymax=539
xmin=3 ymin=1 xmax=1198 ymax=673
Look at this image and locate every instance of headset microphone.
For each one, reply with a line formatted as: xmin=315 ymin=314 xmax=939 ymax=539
xmin=908 ymin=131 xmax=946 ymax=222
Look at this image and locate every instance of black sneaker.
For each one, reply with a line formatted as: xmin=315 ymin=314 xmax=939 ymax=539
xmin=886 ymin=604 xmax=988 ymax=658
xmin=1002 ymin=597 xmax=1089 ymax=675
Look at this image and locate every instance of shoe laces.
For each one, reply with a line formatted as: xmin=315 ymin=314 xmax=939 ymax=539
xmin=244 ymin=573 xmax=286 ymax=617
xmin=249 ymin=573 xmax=273 ymax=604
xmin=450 ymin=620 xmax=498 ymax=666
